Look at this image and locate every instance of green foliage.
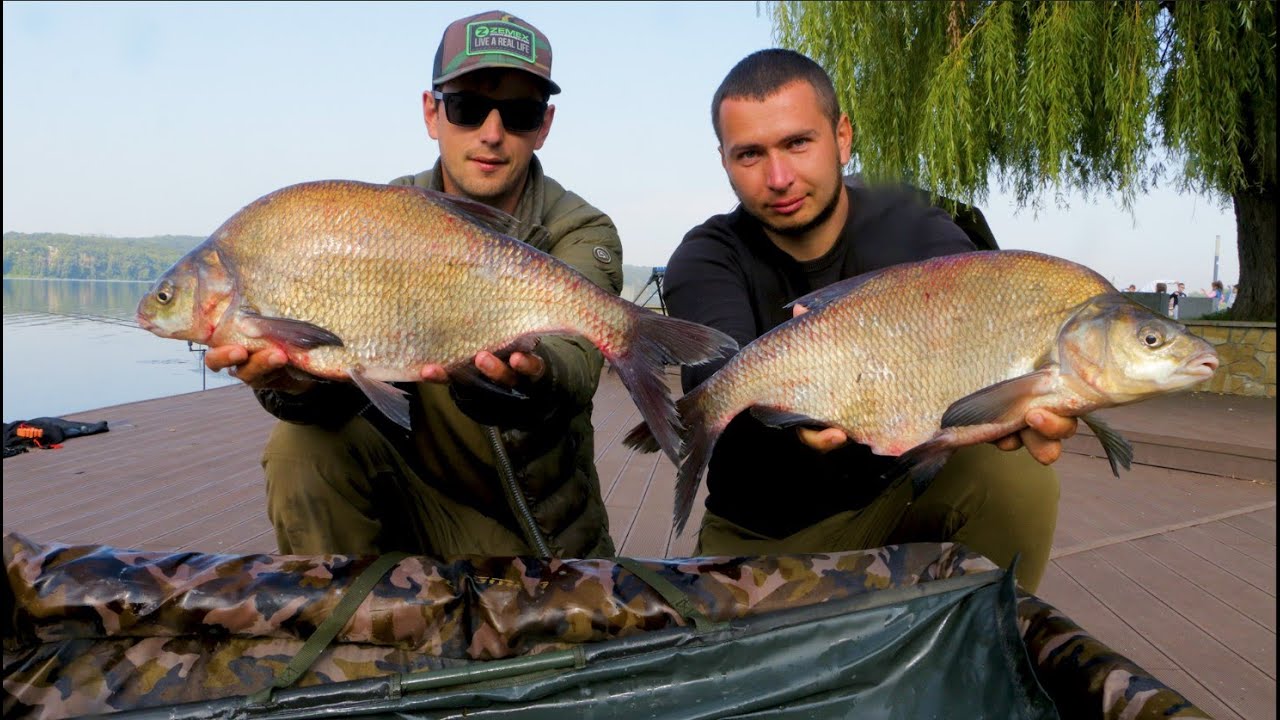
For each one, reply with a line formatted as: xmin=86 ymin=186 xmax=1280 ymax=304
xmin=2 ymin=232 xmax=201 ymax=282
xmin=770 ymin=0 xmax=1276 ymax=208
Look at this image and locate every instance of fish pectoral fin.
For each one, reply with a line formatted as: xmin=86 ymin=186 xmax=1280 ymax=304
xmin=940 ymin=367 xmax=1060 ymax=428
xmin=349 ymin=367 xmax=412 ymax=430
xmin=447 ymin=363 xmax=529 ymax=400
xmin=749 ymin=406 xmax=824 ymax=429
xmin=1080 ymin=414 xmax=1134 ymax=477
xmin=240 ymin=310 xmax=344 ymax=350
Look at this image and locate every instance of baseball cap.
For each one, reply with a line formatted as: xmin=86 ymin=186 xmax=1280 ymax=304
xmin=432 ymin=11 xmax=560 ymax=95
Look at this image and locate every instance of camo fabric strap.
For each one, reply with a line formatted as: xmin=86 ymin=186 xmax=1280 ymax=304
xmin=249 ymin=551 xmax=410 ymax=706
xmin=614 ymin=557 xmax=726 ymax=633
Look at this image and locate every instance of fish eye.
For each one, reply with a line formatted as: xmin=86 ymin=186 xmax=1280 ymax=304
xmin=155 ymin=281 xmax=174 ymax=305
xmin=1140 ymin=327 xmax=1164 ymax=348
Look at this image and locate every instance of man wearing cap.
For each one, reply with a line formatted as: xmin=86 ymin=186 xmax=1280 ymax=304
xmin=208 ymin=11 xmax=623 ymax=560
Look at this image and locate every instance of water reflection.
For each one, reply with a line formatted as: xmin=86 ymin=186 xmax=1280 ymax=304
xmin=3 ymin=278 xmax=239 ymax=421
xmin=3 ymin=277 xmax=149 ymax=322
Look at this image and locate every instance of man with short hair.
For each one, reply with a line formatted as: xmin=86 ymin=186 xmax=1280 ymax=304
xmin=207 ymin=11 xmax=622 ymax=560
xmin=662 ymin=49 xmax=1076 ymax=592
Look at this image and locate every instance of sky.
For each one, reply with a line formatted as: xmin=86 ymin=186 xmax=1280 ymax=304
xmin=3 ymin=1 xmax=1240 ymax=294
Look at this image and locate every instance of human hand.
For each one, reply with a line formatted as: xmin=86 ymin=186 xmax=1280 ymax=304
xmin=992 ymin=409 xmax=1077 ymax=465
xmin=795 ymin=425 xmax=852 ymax=453
xmin=420 ymin=350 xmax=546 ymax=389
xmin=205 ymin=344 xmax=316 ymax=394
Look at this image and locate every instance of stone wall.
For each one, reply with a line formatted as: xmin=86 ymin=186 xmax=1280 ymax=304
xmin=1184 ymin=320 xmax=1276 ymax=398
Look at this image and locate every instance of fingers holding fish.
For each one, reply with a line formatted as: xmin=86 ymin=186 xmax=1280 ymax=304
xmin=795 ymin=425 xmax=852 ymax=453
xmin=206 ymin=344 xmax=314 ymax=393
xmin=204 ymin=344 xmax=249 ymax=375
xmin=420 ymin=351 xmax=546 ymax=389
xmin=476 ymin=350 xmax=546 ymax=387
xmin=992 ymin=410 xmax=1078 ymax=465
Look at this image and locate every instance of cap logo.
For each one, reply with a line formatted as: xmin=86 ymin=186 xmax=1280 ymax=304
xmin=466 ymin=20 xmax=536 ymax=64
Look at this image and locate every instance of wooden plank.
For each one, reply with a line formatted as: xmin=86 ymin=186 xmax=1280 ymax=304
xmin=618 ymin=462 xmax=676 ymax=559
xmin=94 ymin=468 xmax=265 ymax=549
xmin=1036 ymin=563 xmax=1244 ymax=720
xmin=147 ymin=490 xmax=269 ymax=551
xmin=1054 ymin=551 xmax=1275 ymax=720
xmin=1093 ymin=541 xmax=1274 ymax=678
xmin=1165 ymin=525 xmax=1276 ymax=597
xmin=1194 ymin=519 xmax=1277 ymax=568
xmin=1051 ymin=502 xmax=1278 ymax=560
xmin=606 ymin=503 xmax=638 ymax=550
xmin=190 ymin=509 xmax=273 ymax=554
xmin=1222 ymin=508 xmax=1278 ymax=545
xmin=1131 ymin=533 xmax=1276 ymax=632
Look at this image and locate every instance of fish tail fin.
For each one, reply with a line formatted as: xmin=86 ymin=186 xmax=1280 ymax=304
xmin=611 ymin=311 xmax=736 ymax=464
xmin=886 ymin=438 xmax=957 ymax=499
xmin=621 ymin=382 xmax=724 ymax=535
xmin=672 ymin=390 xmax=718 ymax=536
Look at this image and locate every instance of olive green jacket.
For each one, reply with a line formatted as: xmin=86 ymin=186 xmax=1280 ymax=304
xmin=256 ymin=156 xmax=623 ymax=558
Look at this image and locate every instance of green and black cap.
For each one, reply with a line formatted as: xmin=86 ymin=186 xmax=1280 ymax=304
xmin=432 ymin=10 xmax=560 ymax=95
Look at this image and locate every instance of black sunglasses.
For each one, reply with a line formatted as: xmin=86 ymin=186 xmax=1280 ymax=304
xmin=432 ymin=91 xmax=548 ymax=133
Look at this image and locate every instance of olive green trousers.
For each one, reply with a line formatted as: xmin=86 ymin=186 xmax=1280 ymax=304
xmin=262 ymin=417 xmax=531 ymax=558
xmin=696 ymin=444 xmax=1060 ymax=592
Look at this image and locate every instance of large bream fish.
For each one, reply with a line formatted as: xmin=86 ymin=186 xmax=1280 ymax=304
xmin=625 ymin=250 xmax=1220 ymax=533
xmin=136 ymin=180 xmax=736 ymax=463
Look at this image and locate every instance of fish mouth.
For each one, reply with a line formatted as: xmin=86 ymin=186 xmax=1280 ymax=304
xmin=1180 ymin=352 xmax=1220 ymax=378
xmin=136 ymin=314 xmax=155 ymax=332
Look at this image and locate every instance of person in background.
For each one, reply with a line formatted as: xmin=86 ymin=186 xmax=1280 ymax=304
xmin=1205 ymin=280 xmax=1225 ymax=311
xmin=1125 ymin=284 xmax=1137 ymax=292
xmin=1169 ymin=282 xmax=1187 ymax=319
xmin=204 ymin=11 xmax=623 ymax=560
xmin=660 ymin=48 xmax=1077 ymax=592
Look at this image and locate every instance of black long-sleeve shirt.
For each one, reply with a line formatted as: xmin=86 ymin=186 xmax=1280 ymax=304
xmin=662 ymin=181 xmax=979 ymax=538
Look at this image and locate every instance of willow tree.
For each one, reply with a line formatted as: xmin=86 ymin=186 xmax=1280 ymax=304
xmin=772 ymin=1 xmax=1276 ymax=320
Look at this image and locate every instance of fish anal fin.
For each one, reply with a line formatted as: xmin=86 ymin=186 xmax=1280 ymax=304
xmin=1080 ymin=414 xmax=1134 ymax=477
xmin=241 ymin=309 xmax=344 ymax=350
xmin=623 ymin=421 xmax=662 ymax=454
xmin=885 ymin=437 xmax=957 ymax=498
xmin=941 ymin=367 xmax=1060 ymax=429
xmin=349 ymin=367 xmax=411 ymax=429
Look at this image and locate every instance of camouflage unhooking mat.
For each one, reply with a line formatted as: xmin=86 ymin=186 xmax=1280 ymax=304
xmin=2 ymin=533 xmax=1209 ymax=719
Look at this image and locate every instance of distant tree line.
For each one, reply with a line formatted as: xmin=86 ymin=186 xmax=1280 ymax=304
xmin=2 ymin=232 xmax=201 ymax=281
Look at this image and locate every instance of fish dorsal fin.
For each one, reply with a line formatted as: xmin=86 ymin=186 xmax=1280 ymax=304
xmin=419 ymin=188 xmax=522 ymax=237
xmin=784 ymin=267 xmax=892 ymax=313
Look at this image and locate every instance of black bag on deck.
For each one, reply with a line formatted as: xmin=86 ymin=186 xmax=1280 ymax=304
xmin=3 ymin=417 xmax=108 ymax=457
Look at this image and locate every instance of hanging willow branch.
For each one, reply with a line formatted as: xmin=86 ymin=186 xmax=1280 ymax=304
xmin=769 ymin=0 xmax=1276 ymax=210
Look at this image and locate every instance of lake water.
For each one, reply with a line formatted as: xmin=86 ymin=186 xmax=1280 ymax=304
xmin=2 ymin=278 xmax=239 ymax=421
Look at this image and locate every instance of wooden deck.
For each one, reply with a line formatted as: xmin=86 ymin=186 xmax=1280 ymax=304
xmin=3 ymin=372 xmax=1274 ymax=719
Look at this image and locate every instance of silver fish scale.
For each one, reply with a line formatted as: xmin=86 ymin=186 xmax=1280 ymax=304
xmin=210 ymin=181 xmax=630 ymax=379
xmin=695 ymin=251 xmax=1115 ymax=456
